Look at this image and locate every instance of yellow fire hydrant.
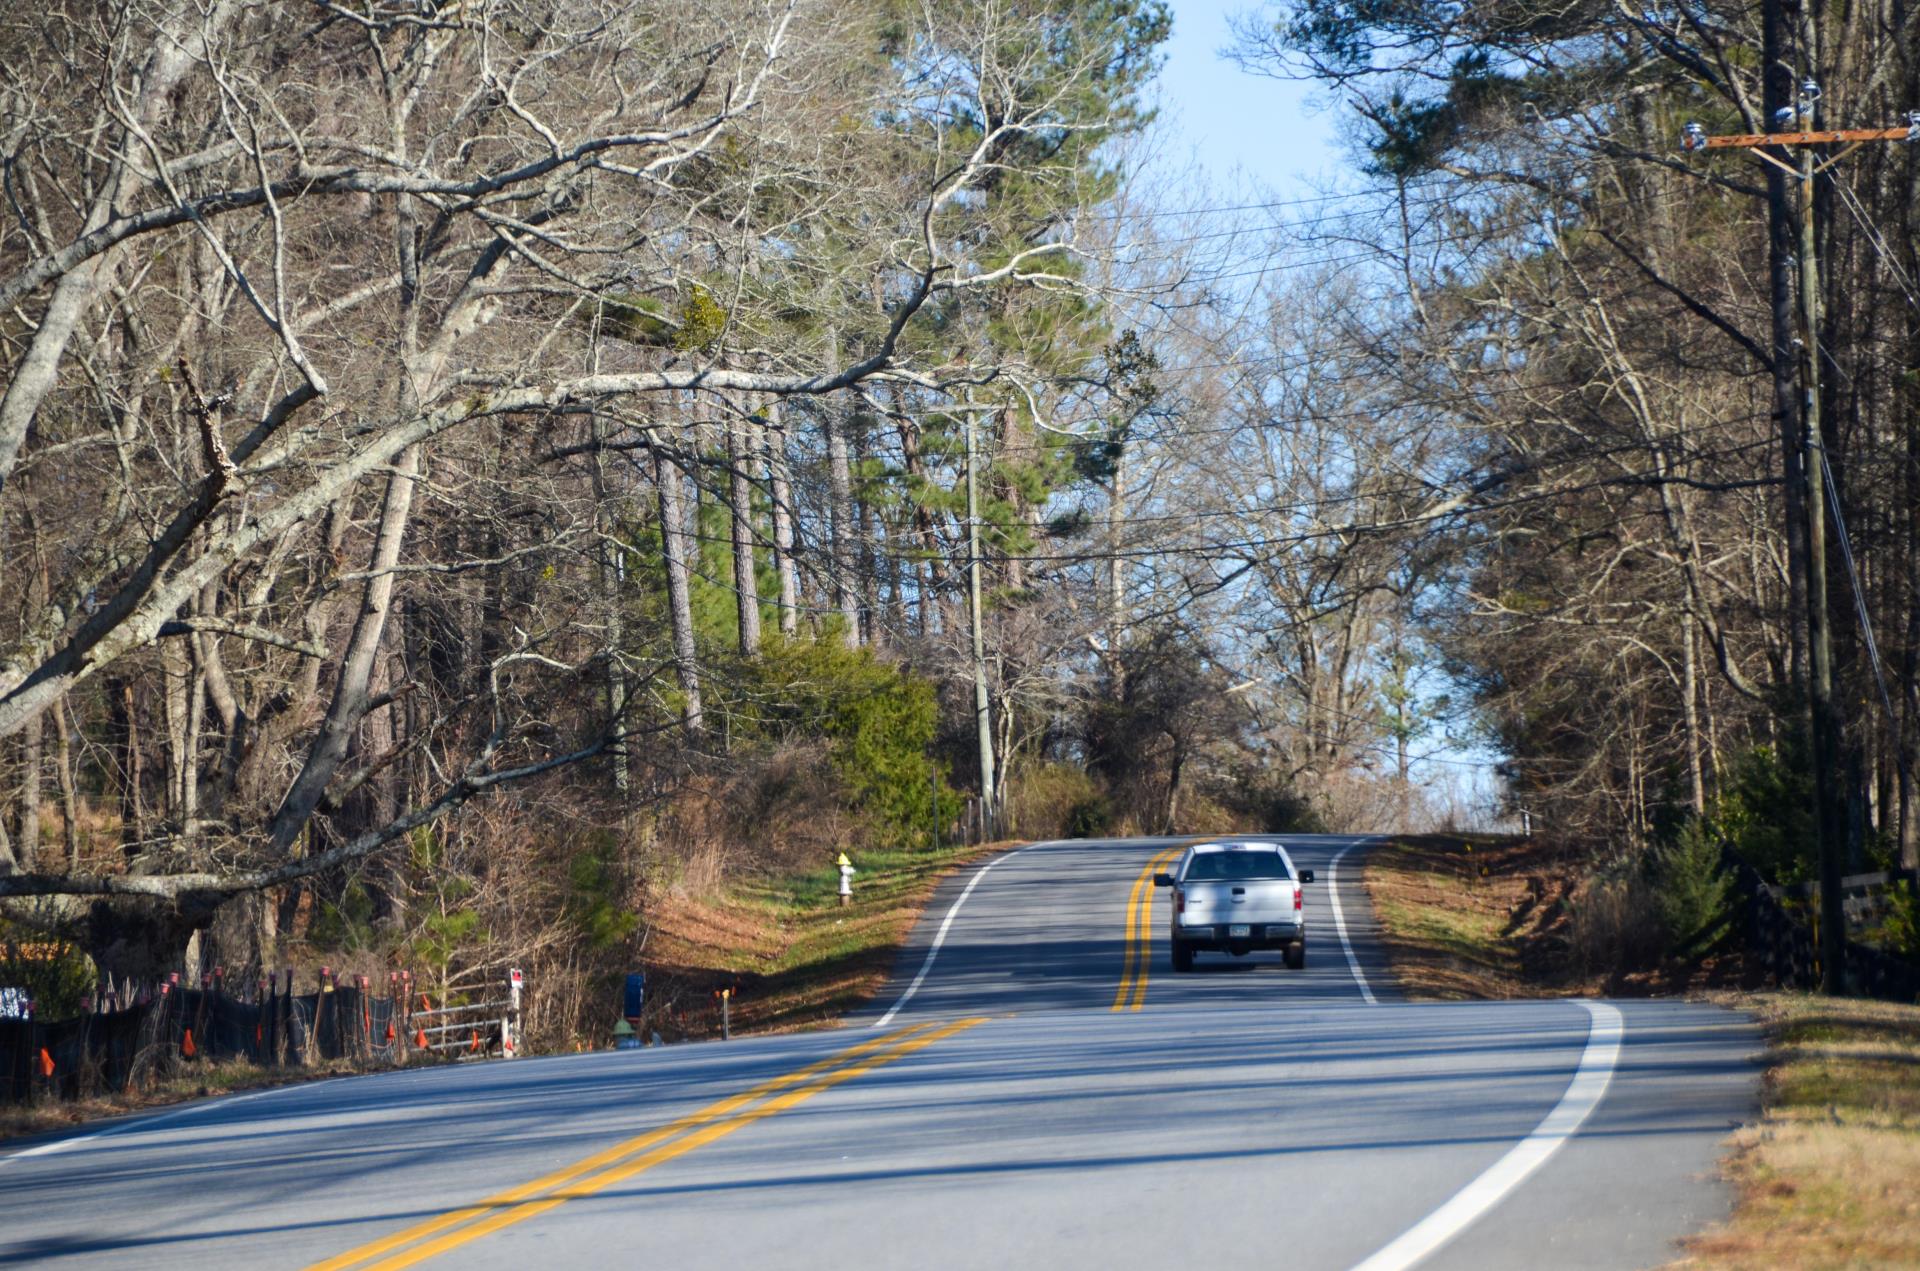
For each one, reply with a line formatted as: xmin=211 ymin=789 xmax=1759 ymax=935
xmin=837 ymin=852 xmax=855 ymax=906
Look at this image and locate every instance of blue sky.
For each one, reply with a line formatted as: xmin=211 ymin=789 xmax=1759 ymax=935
xmin=1146 ymin=0 xmax=1346 ymax=201
xmin=1138 ymin=4 xmax=1514 ymax=823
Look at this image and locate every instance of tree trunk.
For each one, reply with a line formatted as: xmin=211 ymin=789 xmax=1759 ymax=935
xmin=1108 ymin=442 xmax=1127 ymax=654
xmin=268 ymin=445 xmax=421 ymax=852
xmin=1682 ymin=611 xmax=1706 ymax=815
xmin=862 ymin=496 xmax=885 ymax=649
xmin=52 ymin=698 xmax=80 ymax=869
xmin=892 ymin=409 xmax=938 ymax=637
xmin=589 ymin=414 xmax=631 ymax=802
xmin=765 ymin=403 xmax=801 ymax=637
xmin=827 ymin=406 xmax=860 ymax=646
xmin=113 ymin=680 xmax=147 ymax=861
xmin=656 ymin=444 xmax=704 ymax=733
xmin=18 ymin=709 xmax=41 ymax=870
xmin=727 ymin=407 xmax=762 ymax=656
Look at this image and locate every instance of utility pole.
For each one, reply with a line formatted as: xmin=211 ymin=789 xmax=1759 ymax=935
xmin=1794 ymin=98 xmax=1845 ymax=998
xmin=964 ymin=408 xmax=998 ymax=836
xmin=1684 ymin=97 xmax=1920 ymax=995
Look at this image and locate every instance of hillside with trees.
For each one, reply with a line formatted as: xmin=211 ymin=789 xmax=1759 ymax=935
xmin=1 ymin=0 xmax=1916 ymax=1031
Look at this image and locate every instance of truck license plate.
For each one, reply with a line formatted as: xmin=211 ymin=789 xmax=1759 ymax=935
xmin=1228 ymin=924 xmax=1250 ymax=937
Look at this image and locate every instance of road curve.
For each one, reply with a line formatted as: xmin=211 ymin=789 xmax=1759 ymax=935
xmin=0 ymin=834 xmax=1756 ymax=1270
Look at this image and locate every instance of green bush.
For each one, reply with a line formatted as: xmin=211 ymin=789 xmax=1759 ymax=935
xmin=1066 ymin=795 xmax=1115 ymax=838
xmin=1652 ymin=816 xmax=1734 ymax=958
xmin=307 ymin=882 xmax=381 ymax=954
xmin=1714 ymin=743 xmax=1815 ymax=885
xmin=739 ymin=636 xmax=959 ymax=845
xmin=567 ymin=831 xmax=639 ymax=950
xmin=1883 ymin=881 xmax=1920 ymax=960
xmin=0 ymin=918 xmax=96 ymax=1017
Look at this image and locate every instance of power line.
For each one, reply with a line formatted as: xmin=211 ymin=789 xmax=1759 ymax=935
xmin=1829 ymin=171 xmax=1920 ymax=315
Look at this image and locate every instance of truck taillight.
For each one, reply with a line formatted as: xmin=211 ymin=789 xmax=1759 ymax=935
xmin=1294 ymin=886 xmax=1303 ymax=912
xmin=1175 ymin=889 xmax=1185 ymax=914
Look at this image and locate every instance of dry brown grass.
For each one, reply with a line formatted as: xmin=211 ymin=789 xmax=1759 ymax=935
xmin=639 ymin=839 xmax=1017 ymax=1041
xmin=1673 ymin=994 xmax=1920 ymax=1269
xmin=1363 ymin=834 xmax=1568 ymax=999
xmin=1364 ymin=834 xmax=1758 ymax=999
xmin=0 ymin=1057 xmax=365 ymax=1144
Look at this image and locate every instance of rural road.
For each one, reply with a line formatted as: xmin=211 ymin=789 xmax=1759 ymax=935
xmin=0 ymin=834 xmax=1758 ymax=1270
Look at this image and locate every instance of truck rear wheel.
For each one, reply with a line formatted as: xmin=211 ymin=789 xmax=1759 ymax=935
xmin=1284 ymin=940 xmax=1305 ymax=970
xmin=1171 ymin=941 xmax=1194 ymax=972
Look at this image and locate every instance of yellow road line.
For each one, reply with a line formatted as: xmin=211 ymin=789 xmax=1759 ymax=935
xmin=1112 ymin=846 xmax=1183 ymax=1012
xmin=308 ymin=1020 xmax=947 ymax=1271
xmin=1128 ymin=847 xmax=1183 ymax=1011
xmin=354 ymin=1017 xmax=987 ymax=1270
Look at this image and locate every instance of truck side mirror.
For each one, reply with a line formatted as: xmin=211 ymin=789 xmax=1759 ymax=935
xmin=1299 ymin=869 xmax=1315 ymax=884
xmin=1153 ymin=872 xmax=1174 ymax=888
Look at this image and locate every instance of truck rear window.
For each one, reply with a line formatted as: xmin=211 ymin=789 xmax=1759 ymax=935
xmin=1182 ymin=851 xmax=1293 ymax=881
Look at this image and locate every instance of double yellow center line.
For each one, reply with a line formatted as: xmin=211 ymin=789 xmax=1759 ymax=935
xmin=309 ymin=1016 xmax=985 ymax=1270
xmin=1112 ymin=845 xmax=1184 ymax=1012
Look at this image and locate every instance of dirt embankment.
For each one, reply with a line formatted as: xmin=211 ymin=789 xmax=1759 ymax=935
xmin=1362 ymin=834 xmax=1760 ymax=999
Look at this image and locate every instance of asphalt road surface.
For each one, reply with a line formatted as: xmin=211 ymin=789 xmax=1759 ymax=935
xmin=0 ymin=834 xmax=1758 ymax=1270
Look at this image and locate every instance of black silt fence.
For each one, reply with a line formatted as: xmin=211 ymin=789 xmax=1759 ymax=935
xmin=0 ymin=971 xmax=424 ymax=1106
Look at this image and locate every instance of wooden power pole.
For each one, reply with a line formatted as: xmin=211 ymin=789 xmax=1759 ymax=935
xmin=1684 ymin=93 xmax=1920 ymax=994
xmin=964 ymin=408 xmax=998 ymax=836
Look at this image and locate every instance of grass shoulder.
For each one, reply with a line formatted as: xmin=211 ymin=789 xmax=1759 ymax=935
xmin=1363 ymin=834 xmax=1589 ymax=998
xmin=1677 ymin=993 xmax=1920 ymax=1269
xmin=1363 ymin=834 xmax=1753 ymax=999
xmin=640 ymin=839 xmax=1018 ymax=1039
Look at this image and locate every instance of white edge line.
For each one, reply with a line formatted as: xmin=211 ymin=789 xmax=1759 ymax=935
xmin=0 ymin=1079 xmax=292 ymax=1169
xmin=1349 ymin=1001 xmax=1625 ymax=1271
xmin=1326 ymin=839 xmax=1378 ymax=1006
xmin=872 ymin=843 xmax=1033 ymax=1028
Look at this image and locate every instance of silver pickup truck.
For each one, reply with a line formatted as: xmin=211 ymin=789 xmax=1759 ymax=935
xmin=1153 ymin=842 xmax=1313 ymax=972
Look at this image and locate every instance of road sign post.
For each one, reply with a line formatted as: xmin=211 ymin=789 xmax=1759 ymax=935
xmin=504 ymin=968 xmax=523 ymax=1059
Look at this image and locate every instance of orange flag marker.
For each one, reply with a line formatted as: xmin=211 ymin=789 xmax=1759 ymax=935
xmin=37 ymin=1048 xmax=54 ymax=1078
xmin=181 ymin=1029 xmax=197 ymax=1058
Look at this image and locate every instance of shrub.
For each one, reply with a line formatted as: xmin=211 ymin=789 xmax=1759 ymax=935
xmin=0 ymin=916 xmax=96 ymax=1017
xmin=1714 ymin=743 xmax=1815 ymax=885
xmin=1883 ymin=881 xmax=1920 ymax=960
xmin=1651 ymin=817 xmax=1733 ymax=958
xmin=568 ymin=831 xmax=640 ymax=950
xmin=1212 ymin=767 xmax=1325 ymax=833
xmin=1005 ymin=762 xmax=1105 ymax=839
xmin=739 ymin=636 xmax=959 ymax=845
xmin=1565 ymin=866 xmax=1664 ymax=975
xmin=1066 ymin=795 xmax=1115 ymax=838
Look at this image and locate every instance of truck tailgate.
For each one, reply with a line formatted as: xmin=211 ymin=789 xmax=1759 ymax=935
xmin=1182 ymin=879 xmax=1297 ymax=925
